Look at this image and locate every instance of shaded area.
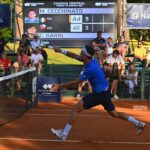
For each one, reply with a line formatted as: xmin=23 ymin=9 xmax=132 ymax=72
xmin=0 ymin=97 xmax=27 ymax=126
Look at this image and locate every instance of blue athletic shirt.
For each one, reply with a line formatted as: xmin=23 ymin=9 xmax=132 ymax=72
xmin=80 ymin=58 xmax=108 ymax=93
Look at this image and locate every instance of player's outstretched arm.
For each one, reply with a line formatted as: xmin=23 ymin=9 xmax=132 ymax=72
xmin=53 ymin=47 xmax=83 ymax=62
xmin=50 ymin=79 xmax=82 ymax=92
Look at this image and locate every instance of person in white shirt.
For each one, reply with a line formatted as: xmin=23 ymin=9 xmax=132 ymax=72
xmin=31 ymin=48 xmax=43 ymax=74
xmin=124 ymin=63 xmax=138 ymax=95
xmin=30 ymin=34 xmax=43 ymax=52
xmin=106 ymin=50 xmax=125 ymax=75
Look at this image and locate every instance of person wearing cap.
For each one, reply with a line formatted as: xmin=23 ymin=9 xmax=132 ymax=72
xmin=50 ymin=45 xmax=146 ymax=141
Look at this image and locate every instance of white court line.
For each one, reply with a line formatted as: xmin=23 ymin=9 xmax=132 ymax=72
xmin=0 ymin=137 xmax=150 ymax=145
xmin=24 ymin=113 xmax=150 ymax=118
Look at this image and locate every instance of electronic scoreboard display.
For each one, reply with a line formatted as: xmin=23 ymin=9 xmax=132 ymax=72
xmin=24 ymin=0 xmax=116 ymax=47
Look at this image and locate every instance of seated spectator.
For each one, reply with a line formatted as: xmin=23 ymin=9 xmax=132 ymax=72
xmin=92 ymin=31 xmax=106 ymax=64
xmin=102 ymin=62 xmax=111 ymax=81
xmin=30 ymin=48 xmax=43 ymax=75
xmin=0 ymin=52 xmax=11 ymax=76
xmin=30 ymin=34 xmax=43 ymax=52
xmin=12 ymin=59 xmax=20 ymax=73
xmin=106 ymin=50 xmax=125 ymax=75
xmin=132 ymin=40 xmax=147 ymax=68
xmin=116 ymin=36 xmax=130 ymax=60
xmin=124 ymin=63 xmax=138 ymax=95
xmin=105 ymin=37 xmax=114 ymax=57
xmin=17 ymin=34 xmax=30 ymax=70
xmin=110 ymin=62 xmax=120 ymax=100
xmin=94 ymin=48 xmax=101 ymax=65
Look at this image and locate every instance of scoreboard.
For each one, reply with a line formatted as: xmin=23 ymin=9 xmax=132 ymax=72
xmin=24 ymin=0 xmax=116 ymax=47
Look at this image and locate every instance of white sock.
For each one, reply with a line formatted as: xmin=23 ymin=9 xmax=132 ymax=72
xmin=63 ymin=123 xmax=72 ymax=136
xmin=128 ymin=116 xmax=140 ymax=126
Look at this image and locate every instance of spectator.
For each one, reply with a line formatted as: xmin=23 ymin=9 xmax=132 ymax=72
xmin=110 ymin=63 xmax=120 ymax=100
xmin=92 ymin=31 xmax=106 ymax=50
xmin=0 ymin=32 xmax=11 ymax=55
xmin=116 ymin=36 xmax=130 ymax=59
xmin=102 ymin=62 xmax=111 ymax=81
xmin=132 ymin=40 xmax=147 ymax=68
xmin=12 ymin=59 xmax=20 ymax=73
xmin=30 ymin=48 xmax=43 ymax=75
xmin=17 ymin=34 xmax=30 ymax=70
xmin=25 ymin=9 xmax=39 ymax=23
xmin=124 ymin=63 xmax=138 ymax=95
xmin=105 ymin=37 xmax=114 ymax=57
xmin=30 ymin=34 xmax=43 ymax=52
xmin=106 ymin=50 xmax=125 ymax=75
xmin=0 ymin=52 xmax=11 ymax=76
xmin=92 ymin=31 xmax=106 ymax=64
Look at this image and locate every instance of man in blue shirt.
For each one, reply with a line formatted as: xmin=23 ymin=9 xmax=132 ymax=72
xmin=51 ymin=45 xmax=146 ymax=141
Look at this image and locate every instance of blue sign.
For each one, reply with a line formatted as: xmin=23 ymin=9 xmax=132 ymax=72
xmin=127 ymin=4 xmax=150 ymax=28
xmin=37 ymin=76 xmax=61 ymax=102
xmin=0 ymin=4 xmax=10 ymax=28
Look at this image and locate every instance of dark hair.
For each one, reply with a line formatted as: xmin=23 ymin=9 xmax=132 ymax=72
xmin=103 ymin=62 xmax=109 ymax=66
xmin=113 ymin=50 xmax=119 ymax=55
xmin=97 ymin=30 xmax=102 ymax=34
xmin=22 ymin=33 xmax=28 ymax=38
xmin=85 ymin=45 xmax=95 ymax=57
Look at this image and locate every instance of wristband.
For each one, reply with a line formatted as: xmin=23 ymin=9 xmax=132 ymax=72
xmin=61 ymin=50 xmax=67 ymax=55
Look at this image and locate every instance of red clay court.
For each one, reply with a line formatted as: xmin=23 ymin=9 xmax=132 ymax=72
xmin=0 ymin=97 xmax=150 ymax=150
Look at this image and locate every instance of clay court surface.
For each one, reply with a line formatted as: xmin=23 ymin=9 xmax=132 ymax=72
xmin=0 ymin=97 xmax=150 ymax=150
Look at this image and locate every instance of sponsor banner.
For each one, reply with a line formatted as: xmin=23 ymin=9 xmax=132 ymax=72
xmin=127 ymin=4 xmax=150 ymax=28
xmin=0 ymin=4 xmax=10 ymax=28
xmin=37 ymin=76 xmax=61 ymax=102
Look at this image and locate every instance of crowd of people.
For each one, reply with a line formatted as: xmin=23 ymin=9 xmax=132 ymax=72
xmin=0 ymin=32 xmax=47 ymax=77
xmin=91 ymin=31 xmax=150 ymax=99
xmin=0 ymin=30 xmax=150 ymax=97
xmin=53 ymin=30 xmax=150 ymax=99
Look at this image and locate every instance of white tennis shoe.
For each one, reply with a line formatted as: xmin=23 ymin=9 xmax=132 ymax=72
xmin=136 ymin=122 xmax=146 ymax=135
xmin=51 ymin=128 xmax=67 ymax=141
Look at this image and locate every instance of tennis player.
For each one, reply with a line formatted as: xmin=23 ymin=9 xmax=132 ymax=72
xmin=50 ymin=45 xmax=146 ymax=141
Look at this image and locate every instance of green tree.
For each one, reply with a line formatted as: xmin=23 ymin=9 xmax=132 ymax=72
xmin=0 ymin=0 xmax=14 ymax=41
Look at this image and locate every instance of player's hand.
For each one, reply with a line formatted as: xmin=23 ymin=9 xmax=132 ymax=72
xmin=53 ymin=47 xmax=61 ymax=53
xmin=50 ymin=84 xmax=61 ymax=92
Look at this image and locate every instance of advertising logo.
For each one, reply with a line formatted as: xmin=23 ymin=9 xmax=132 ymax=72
xmin=131 ymin=12 xmax=140 ymax=19
xmin=43 ymin=84 xmax=53 ymax=90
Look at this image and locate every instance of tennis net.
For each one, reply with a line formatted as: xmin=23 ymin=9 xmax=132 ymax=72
xmin=0 ymin=67 xmax=37 ymax=126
